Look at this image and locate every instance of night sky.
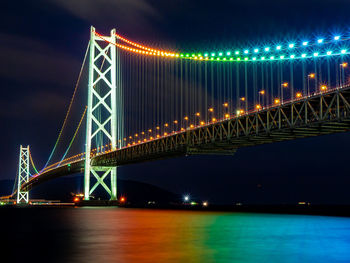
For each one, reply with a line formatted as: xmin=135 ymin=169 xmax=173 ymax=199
xmin=1 ymin=0 xmax=350 ymax=204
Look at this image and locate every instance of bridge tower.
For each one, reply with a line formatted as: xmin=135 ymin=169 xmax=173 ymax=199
xmin=17 ymin=145 xmax=30 ymax=204
xmin=84 ymin=26 xmax=122 ymax=201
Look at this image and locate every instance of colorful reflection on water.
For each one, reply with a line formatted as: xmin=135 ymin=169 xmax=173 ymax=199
xmin=66 ymin=208 xmax=350 ymax=263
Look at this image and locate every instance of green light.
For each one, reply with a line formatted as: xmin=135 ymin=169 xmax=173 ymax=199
xmin=192 ymin=54 xmax=195 ymax=57
xmin=217 ymin=58 xmax=220 ymax=60
xmin=204 ymin=53 xmax=208 ymax=57
xmin=237 ymin=57 xmax=241 ymax=61
xmin=280 ymin=55 xmax=285 ymax=59
xmin=223 ymin=58 xmax=227 ymax=61
xmin=244 ymin=57 xmax=248 ymax=60
xmin=198 ymin=53 xmax=202 ymax=56
xmin=219 ymin=52 xmax=223 ymax=56
xmin=186 ymin=54 xmax=189 ymax=57
xmin=211 ymin=58 xmax=214 ymax=60
xmin=180 ymin=54 xmax=184 ymax=57
xmin=244 ymin=50 xmax=249 ymax=54
xmin=253 ymin=57 xmax=257 ymax=60
xmin=230 ymin=57 xmax=233 ymax=61
xmin=261 ymin=56 xmax=265 ymax=60
xmin=227 ymin=51 xmax=231 ymax=56
xmin=235 ymin=51 xmax=240 ymax=55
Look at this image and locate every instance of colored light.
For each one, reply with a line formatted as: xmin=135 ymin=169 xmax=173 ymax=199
xmin=208 ymin=108 xmax=214 ymax=112
xmin=341 ymin=49 xmax=347 ymax=54
xmin=240 ymin=97 xmax=245 ymax=101
xmin=314 ymin=52 xmax=319 ymax=57
xmin=223 ymin=102 xmax=229 ymax=107
xmin=289 ymin=43 xmax=294 ymax=48
xmin=184 ymin=116 xmax=189 ymax=120
xmin=253 ymin=57 xmax=257 ymax=60
xmin=276 ymin=45 xmax=281 ymax=50
xmin=321 ymin=85 xmax=328 ymax=91
xmin=334 ymin=36 xmax=340 ymax=40
xmin=255 ymin=104 xmax=262 ymax=110
xmin=200 ymin=121 xmax=205 ymax=125
xmin=301 ymin=54 xmax=306 ymax=58
xmin=270 ymin=56 xmax=274 ymax=60
xmin=296 ymin=92 xmax=302 ymax=98
xmin=186 ymin=54 xmax=189 ymax=57
xmin=217 ymin=58 xmax=220 ymax=61
xmin=202 ymin=201 xmax=208 ymax=207
xmin=308 ymin=73 xmax=315 ymax=78
xmin=226 ymin=51 xmax=231 ymax=56
xmin=318 ymin=39 xmax=324 ymax=43
xmin=223 ymin=58 xmax=227 ymax=61
xmin=280 ymin=55 xmax=285 ymax=59
xmin=259 ymin=90 xmax=265 ymax=95
xmin=204 ymin=53 xmax=208 ymax=57
xmin=219 ymin=52 xmax=223 ymax=56
xmin=290 ymin=54 xmax=295 ymax=58
xmin=184 ymin=195 xmax=190 ymax=201
xmin=264 ymin=47 xmax=270 ymax=52
xmin=211 ymin=53 xmax=215 ymax=56
xmin=212 ymin=117 xmax=217 ymax=122
xmin=327 ymin=51 xmax=332 ymax=55
xmin=274 ymin=98 xmax=280 ymax=104
xmin=261 ymin=56 xmax=265 ymax=60
xmin=244 ymin=57 xmax=248 ymax=60
xmin=195 ymin=112 xmax=200 ymax=116
xmin=120 ymin=197 xmax=126 ymax=202
xmin=235 ymin=51 xmax=240 ymax=55
xmin=237 ymin=57 xmax=241 ymax=61
xmin=282 ymin=82 xmax=288 ymax=87
xmin=302 ymin=41 xmax=308 ymax=46
xmin=225 ymin=113 xmax=230 ymax=118
xmin=341 ymin=62 xmax=348 ymax=67
xmin=254 ymin=48 xmax=259 ymax=53
xmin=244 ymin=50 xmax=249 ymax=54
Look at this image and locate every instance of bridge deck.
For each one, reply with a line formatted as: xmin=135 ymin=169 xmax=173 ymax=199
xmin=21 ymin=86 xmax=350 ymax=192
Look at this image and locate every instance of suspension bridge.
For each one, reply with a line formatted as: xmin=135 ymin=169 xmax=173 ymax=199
xmin=2 ymin=26 xmax=350 ymax=204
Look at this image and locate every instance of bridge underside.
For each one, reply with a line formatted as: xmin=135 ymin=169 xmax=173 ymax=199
xmin=21 ymin=86 xmax=350 ymax=192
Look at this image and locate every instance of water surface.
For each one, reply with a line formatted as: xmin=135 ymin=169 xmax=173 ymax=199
xmin=3 ymin=208 xmax=350 ymax=262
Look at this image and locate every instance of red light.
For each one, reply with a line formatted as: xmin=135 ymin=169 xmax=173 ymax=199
xmin=120 ymin=197 xmax=126 ymax=202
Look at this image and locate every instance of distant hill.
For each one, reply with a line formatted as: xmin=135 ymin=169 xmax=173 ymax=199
xmin=0 ymin=176 xmax=179 ymax=204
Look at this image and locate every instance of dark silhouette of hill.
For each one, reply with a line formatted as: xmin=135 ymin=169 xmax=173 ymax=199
xmin=0 ymin=176 xmax=179 ymax=204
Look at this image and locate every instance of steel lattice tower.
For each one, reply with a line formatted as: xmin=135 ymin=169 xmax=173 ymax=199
xmin=84 ymin=26 xmax=121 ymax=201
xmin=17 ymin=145 xmax=29 ymax=203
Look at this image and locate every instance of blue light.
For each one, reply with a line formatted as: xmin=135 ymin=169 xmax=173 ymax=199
xmin=264 ymin=47 xmax=270 ymax=52
xmin=302 ymin=41 xmax=308 ymax=46
xmin=301 ymin=54 xmax=306 ymax=58
xmin=254 ymin=48 xmax=259 ymax=53
xmin=313 ymin=52 xmax=319 ymax=57
xmin=244 ymin=50 xmax=249 ymax=54
xmin=334 ymin=36 xmax=340 ymax=40
xmin=289 ymin=43 xmax=294 ymax=48
xmin=276 ymin=45 xmax=281 ymax=50
xmin=318 ymin=39 xmax=324 ymax=43
xmin=327 ymin=51 xmax=332 ymax=55
xmin=341 ymin=49 xmax=347 ymax=54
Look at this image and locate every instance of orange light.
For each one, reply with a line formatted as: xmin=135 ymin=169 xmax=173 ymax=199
xmin=74 ymin=197 xmax=79 ymax=202
xmin=341 ymin=62 xmax=348 ymax=68
xmin=156 ymin=126 xmax=160 ymax=130
xmin=224 ymin=113 xmax=230 ymax=118
xmin=240 ymin=97 xmax=246 ymax=101
xmin=120 ymin=197 xmax=126 ymax=202
xmin=190 ymin=124 xmax=194 ymax=128
xmin=274 ymin=98 xmax=280 ymax=104
xmin=308 ymin=73 xmax=315 ymax=79
xmin=255 ymin=104 xmax=262 ymax=110
xmin=156 ymin=135 xmax=160 ymax=138
xmin=296 ymin=92 xmax=302 ymax=98
xmin=282 ymin=82 xmax=289 ymax=87
xmin=184 ymin=116 xmax=189 ymax=120
xmin=181 ymin=128 xmax=185 ymax=131
xmin=129 ymin=136 xmax=132 ymax=139
xmin=200 ymin=121 xmax=205 ymax=125
xmin=208 ymin=108 xmax=214 ymax=112
xmin=164 ymin=123 xmax=168 ymax=127
xmin=223 ymin=102 xmax=229 ymax=107
xmin=164 ymin=132 xmax=168 ymax=136
xmin=141 ymin=132 xmax=145 ymax=135
xmin=150 ymin=136 xmax=153 ymax=139
xmin=135 ymin=134 xmax=138 ymax=137
xmin=148 ymin=129 xmax=152 ymax=132
xmin=195 ymin=112 xmax=200 ymax=116
xmin=259 ymin=90 xmax=265 ymax=95
xmin=321 ymin=85 xmax=328 ymax=91
xmin=174 ymin=120 xmax=178 ymax=124
xmin=212 ymin=117 xmax=217 ymax=122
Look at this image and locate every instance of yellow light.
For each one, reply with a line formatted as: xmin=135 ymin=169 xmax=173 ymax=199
xmin=341 ymin=62 xmax=348 ymax=68
xmin=141 ymin=132 xmax=145 ymax=135
xmin=224 ymin=113 xmax=230 ymax=118
xmin=212 ymin=117 xmax=217 ymax=122
xmin=321 ymin=85 xmax=328 ymax=91
xmin=156 ymin=135 xmax=160 ymax=138
xmin=144 ymin=139 xmax=147 ymax=142
xmin=240 ymin=97 xmax=245 ymax=101
xmin=129 ymin=136 xmax=132 ymax=139
xmin=223 ymin=102 xmax=229 ymax=107
xmin=208 ymin=108 xmax=214 ymax=112
xmin=240 ymin=109 xmax=244 ymax=114
xmin=164 ymin=132 xmax=168 ymax=136
xmin=296 ymin=92 xmax=302 ymax=98
xmin=174 ymin=120 xmax=178 ymax=124
xmin=282 ymin=82 xmax=289 ymax=87
xmin=190 ymin=124 xmax=194 ymax=128
xmin=184 ymin=116 xmax=189 ymax=120
xmin=164 ymin=123 xmax=168 ymax=127
xmin=148 ymin=129 xmax=152 ymax=132
xmin=255 ymin=104 xmax=262 ymax=110
xmin=150 ymin=136 xmax=153 ymax=139
xmin=200 ymin=121 xmax=205 ymax=125
xmin=259 ymin=90 xmax=265 ymax=95
xmin=195 ymin=112 xmax=200 ymax=116
xmin=181 ymin=128 xmax=185 ymax=131
xmin=308 ymin=73 xmax=315 ymax=79
xmin=135 ymin=134 xmax=138 ymax=137
xmin=274 ymin=98 xmax=280 ymax=104
xmin=156 ymin=126 xmax=160 ymax=130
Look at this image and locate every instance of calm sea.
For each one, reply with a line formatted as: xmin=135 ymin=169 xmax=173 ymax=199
xmin=2 ymin=207 xmax=350 ymax=263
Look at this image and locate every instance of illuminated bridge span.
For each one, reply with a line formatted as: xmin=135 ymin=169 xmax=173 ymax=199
xmin=3 ymin=26 xmax=350 ymax=203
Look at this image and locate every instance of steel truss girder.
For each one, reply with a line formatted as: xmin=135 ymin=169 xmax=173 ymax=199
xmin=84 ymin=26 xmax=118 ymax=201
xmin=17 ymin=145 xmax=29 ymax=203
xmin=92 ymin=86 xmax=350 ymax=167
